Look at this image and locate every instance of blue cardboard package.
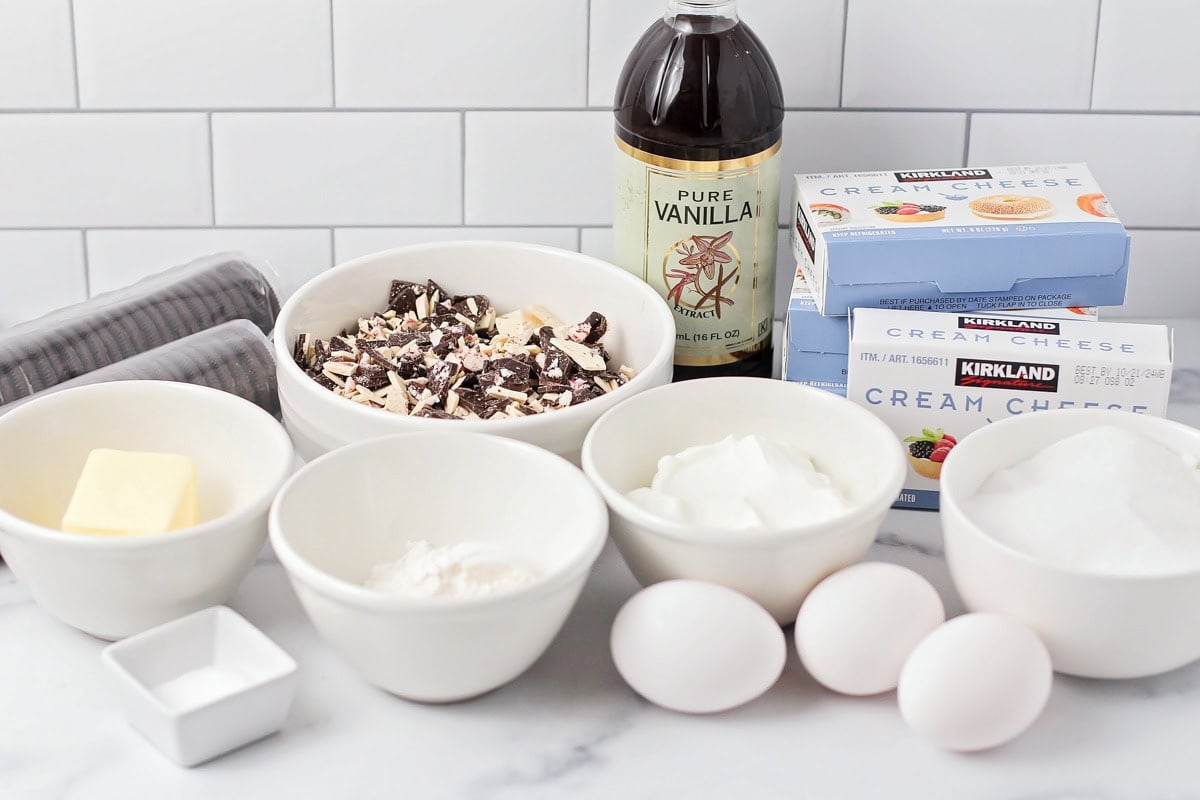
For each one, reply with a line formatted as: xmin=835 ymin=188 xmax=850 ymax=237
xmin=790 ymin=164 xmax=1130 ymax=316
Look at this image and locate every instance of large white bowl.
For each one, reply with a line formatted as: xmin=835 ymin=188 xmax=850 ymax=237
xmin=941 ymin=409 xmax=1200 ymax=679
xmin=0 ymin=381 xmax=293 ymax=640
xmin=581 ymin=377 xmax=907 ymax=623
xmin=273 ymin=241 xmax=675 ymax=464
xmin=269 ymin=432 xmax=608 ymax=702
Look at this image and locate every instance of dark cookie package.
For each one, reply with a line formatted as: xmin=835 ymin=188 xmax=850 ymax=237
xmin=293 ymin=279 xmax=636 ymax=420
xmin=0 ymin=320 xmax=280 ymax=420
xmin=0 ymin=253 xmax=280 ymax=405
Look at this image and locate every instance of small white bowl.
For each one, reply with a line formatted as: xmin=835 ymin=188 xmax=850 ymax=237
xmin=102 ymin=606 xmax=298 ymax=767
xmin=269 ymin=431 xmax=607 ymax=702
xmin=581 ymin=377 xmax=907 ymax=623
xmin=0 ymin=381 xmax=294 ymax=640
xmin=273 ymin=241 xmax=675 ymax=464
xmin=941 ymin=409 xmax=1200 ymax=679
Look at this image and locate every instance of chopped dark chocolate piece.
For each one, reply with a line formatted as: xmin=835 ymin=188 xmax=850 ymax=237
xmin=293 ymin=333 xmax=310 ymax=368
xmin=412 ymin=406 xmax=458 ymax=420
xmin=581 ymin=312 xmax=608 ymax=344
xmin=328 ymin=336 xmax=352 ymax=352
xmin=426 ymin=279 xmax=449 ymax=301
xmin=311 ymin=373 xmax=338 ymax=391
xmin=386 ymin=332 xmax=420 ymax=348
xmin=426 ymin=359 xmax=460 ymax=398
xmin=354 ymin=366 xmax=391 ymax=391
xmin=481 ymin=357 xmax=533 ymax=392
xmin=395 ymin=354 xmax=425 ymax=379
xmin=388 ymin=280 xmax=426 ymax=314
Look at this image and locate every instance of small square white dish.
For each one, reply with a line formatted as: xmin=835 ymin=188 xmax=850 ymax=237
xmin=101 ymin=605 xmax=298 ymax=767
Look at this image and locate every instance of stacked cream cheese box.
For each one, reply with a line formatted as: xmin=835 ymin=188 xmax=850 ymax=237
xmin=783 ymin=164 xmax=1174 ymax=509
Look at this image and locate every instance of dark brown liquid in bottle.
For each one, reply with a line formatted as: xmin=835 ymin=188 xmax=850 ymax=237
xmin=615 ymin=10 xmax=784 ymax=380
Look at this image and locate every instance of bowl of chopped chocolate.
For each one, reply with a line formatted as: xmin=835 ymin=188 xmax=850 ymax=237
xmin=274 ymin=241 xmax=676 ymax=463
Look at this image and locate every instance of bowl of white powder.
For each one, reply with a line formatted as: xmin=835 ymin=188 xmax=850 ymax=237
xmin=940 ymin=409 xmax=1200 ymax=679
xmin=268 ymin=431 xmax=607 ymax=702
xmin=581 ymin=377 xmax=907 ymax=623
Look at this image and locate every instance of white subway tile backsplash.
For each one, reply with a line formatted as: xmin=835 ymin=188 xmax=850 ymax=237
xmin=1093 ymin=0 xmax=1200 ymax=112
xmin=0 ymin=114 xmax=211 ymax=227
xmin=0 ymin=0 xmax=1195 ymax=326
xmin=578 ymin=227 xmax=613 ymax=263
xmin=843 ymin=0 xmax=1098 ymax=110
xmin=465 ymin=111 xmax=612 ymax=225
xmin=0 ymin=0 xmax=75 ymax=108
xmin=0 ymin=231 xmax=86 ymax=328
xmin=212 ymin=113 xmax=461 ymax=226
xmin=968 ymin=114 xmax=1200 ymax=229
xmin=588 ymin=0 xmax=844 ymax=109
xmin=85 ymin=229 xmax=332 ymax=301
xmin=779 ymin=112 xmax=968 ymax=223
xmin=335 ymin=0 xmax=586 ymax=108
xmin=1107 ymin=230 xmax=1200 ymax=319
xmin=334 ymin=227 xmax=579 ymax=263
xmin=73 ymin=0 xmax=332 ymax=109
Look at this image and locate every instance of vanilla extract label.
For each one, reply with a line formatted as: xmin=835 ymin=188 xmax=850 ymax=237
xmin=955 ymin=358 xmax=1060 ymax=392
xmin=612 ymin=138 xmax=780 ymax=367
xmin=958 ymin=316 xmax=1061 ymax=334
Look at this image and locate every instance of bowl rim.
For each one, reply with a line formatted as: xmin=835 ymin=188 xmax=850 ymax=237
xmin=272 ymin=240 xmax=676 ymax=433
xmin=0 ymin=380 xmax=295 ymax=551
xmin=580 ymin=377 xmax=907 ymax=547
xmin=940 ymin=408 xmax=1200 ymax=582
xmin=268 ymin=430 xmax=609 ymax=611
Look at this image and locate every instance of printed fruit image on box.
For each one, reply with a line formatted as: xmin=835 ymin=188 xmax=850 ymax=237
xmin=903 ymin=428 xmax=957 ymax=480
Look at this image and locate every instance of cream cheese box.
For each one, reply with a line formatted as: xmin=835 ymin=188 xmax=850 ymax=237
xmin=790 ymin=164 xmax=1130 ymax=316
xmin=847 ymin=308 xmax=1172 ymax=510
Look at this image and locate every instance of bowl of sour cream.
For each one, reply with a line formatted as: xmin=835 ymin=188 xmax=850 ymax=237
xmin=940 ymin=409 xmax=1200 ymax=679
xmin=581 ymin=377 xmax=906 ymax=623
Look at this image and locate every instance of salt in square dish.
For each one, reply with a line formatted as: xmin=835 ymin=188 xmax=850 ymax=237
xmin=101 ymin=606 xmax=298 ymax=767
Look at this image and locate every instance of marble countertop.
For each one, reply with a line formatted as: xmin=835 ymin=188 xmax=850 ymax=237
xmin=4 ymin=322 xmax=1200 ymax=800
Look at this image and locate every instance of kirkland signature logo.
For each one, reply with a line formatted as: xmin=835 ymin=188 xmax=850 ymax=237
xmin=958 ymin=316 xmax=1061 ymax=335
xmin=955 ymin=358 xmax=1060 ymax=392
xmin=894 ymin=169 xmax=993 ymax=183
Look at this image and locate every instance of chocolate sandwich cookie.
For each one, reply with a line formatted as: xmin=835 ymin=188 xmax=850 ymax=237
xmin=0 ymin=321 xmax=280 ymax=419
xmin=0 ymin=253 xmax=280 ymax=402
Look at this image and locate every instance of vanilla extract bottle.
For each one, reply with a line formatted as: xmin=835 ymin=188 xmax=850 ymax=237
xmin=613 ymin=0 xmax=784 ymax=380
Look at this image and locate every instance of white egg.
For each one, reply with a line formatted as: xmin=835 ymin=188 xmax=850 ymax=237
xmin=610 ymin=580 xmax=785 ymax=714
xmin=898 ymin=612 xmax=1052 ymax=752
xmin=794 ymin=562 xmax=945 ymax=695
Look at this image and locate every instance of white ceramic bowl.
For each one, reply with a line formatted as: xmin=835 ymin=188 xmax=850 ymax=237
xmin=269 ymin=432 xmax=607 ymax=702
xmin=273 ymin=241 xmax=675 ymax=464
xmin=0 ymin=381 xmax=294 ymax=640
xmin=941 ymin=409 xmax=1200 ymax=679
xmin=581 ymin=377 xmax=907 ymax=623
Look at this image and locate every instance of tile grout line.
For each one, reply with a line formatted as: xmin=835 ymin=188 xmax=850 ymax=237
xmin=327 ymin=227 xmax=335 ymax=267
xmin=328 ymin=0 xmax=338 ymax=107
xmin=1 ymin=106 xmax=1197 ymax=116
xmin=2 ymin=224 xmax=1196 ymax=232
xmin=1088 ymin=0 xmax=1104 ymax=110
xmin=837 ymin=0 xmax=850 ymax=108
xmin=66 ymin=0 xmax=81 ymax=108
xmin=207 ymin=112 xmax=216 ymax=225
xmin=961 ymin=112 xmax=972 ymax=165
xmin=80 ymin=229 xmax=91 ymax=297
xmin=460 ymin=111 xmax=467 ymax=225
xmin=584 ymin=0 xmax=592 ymax=106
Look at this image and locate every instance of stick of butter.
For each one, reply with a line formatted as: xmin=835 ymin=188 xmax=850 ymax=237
xmin=61 ymin=449 xmax=199 ymax=536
